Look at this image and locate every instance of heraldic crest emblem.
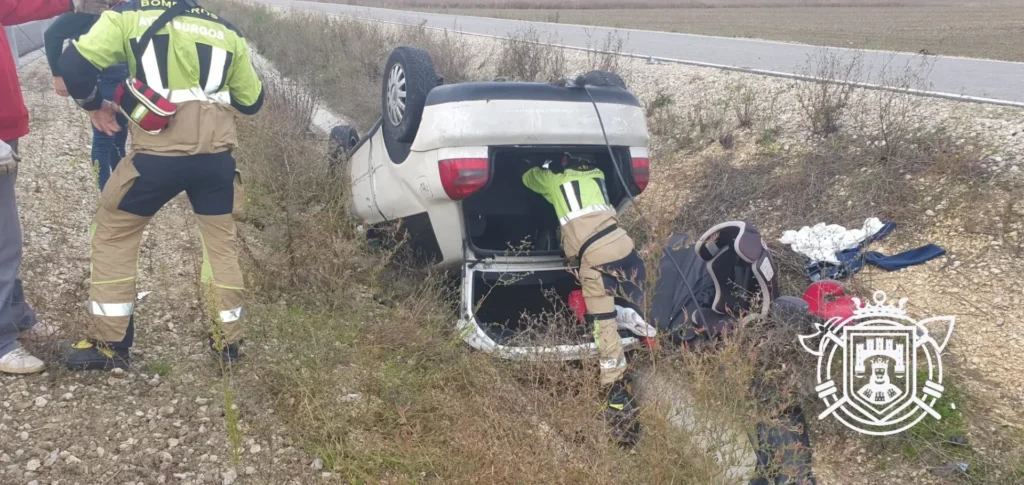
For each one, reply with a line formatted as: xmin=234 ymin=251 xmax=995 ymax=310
xmin=798 ymin=291 xmax=955 ymax=436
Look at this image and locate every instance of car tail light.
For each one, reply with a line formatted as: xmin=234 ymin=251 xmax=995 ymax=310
xmin=439 ymin=158 xmax=489 ymax=200
xmin=631 ymin=156 xmax=650 ymax=192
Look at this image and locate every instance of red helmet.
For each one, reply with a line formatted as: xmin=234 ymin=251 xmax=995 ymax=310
xmin=803 ymin=280 xmax=858 ymax=323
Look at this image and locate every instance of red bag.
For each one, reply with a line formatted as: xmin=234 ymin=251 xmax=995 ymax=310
xmin=111 ymin=0 xmax=189 ymax=135
xmin=114 ymin=79 xmax=177 ymax=135
xmin=803 ymin=281 xmax=858 ymax=323
xmin=568 ymin=289 xmax=587 ymax=326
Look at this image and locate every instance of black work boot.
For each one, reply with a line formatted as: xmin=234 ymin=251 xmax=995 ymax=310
xmin=208 ymin=337 xmax=242 ymax=364
xmin=63 ymin=340 xmax=131 ymax=371
xmin=604 ymin=377 xmax=641 ymax=448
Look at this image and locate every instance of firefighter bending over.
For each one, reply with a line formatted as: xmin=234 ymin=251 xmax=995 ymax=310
xmin=522 ymin=153 xmax=651 ymax=446
xmin=58 ymin=0 xmax=263 ymax=370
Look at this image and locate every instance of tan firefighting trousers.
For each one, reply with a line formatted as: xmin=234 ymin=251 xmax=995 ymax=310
xmin=86 ymin=102 xmax=246 ymax=345
xmin=565 ymin=212 xmax=636 ymax=386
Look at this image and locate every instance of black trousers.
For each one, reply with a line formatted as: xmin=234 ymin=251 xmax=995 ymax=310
xmin=597 ymin=250 xmax=647 ymax=315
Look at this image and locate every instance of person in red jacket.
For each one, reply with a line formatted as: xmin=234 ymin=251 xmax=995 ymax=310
xmin=1 ymin=0 xmax=112 ymax=374
xmin=3 ymin=1 xmax=80 ymax=142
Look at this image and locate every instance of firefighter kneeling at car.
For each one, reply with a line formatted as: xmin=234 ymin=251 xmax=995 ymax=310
xmin=58 ymin=0 xmax=264 ymax=370
xmin=522 ymin=153 xmax=651 ymax=446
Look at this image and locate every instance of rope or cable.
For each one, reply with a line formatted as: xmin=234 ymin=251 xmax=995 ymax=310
xmin=581 ymin=83 xmax=708 ymax=330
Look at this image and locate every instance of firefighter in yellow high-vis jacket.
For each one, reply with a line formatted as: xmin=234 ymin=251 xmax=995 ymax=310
xmin=522 ymin=152 xmax=651 ymax=446
xmin=57 ymin=0 xmax=263 ymax=370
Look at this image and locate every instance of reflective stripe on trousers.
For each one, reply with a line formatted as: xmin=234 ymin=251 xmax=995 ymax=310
xmin=89 ymin=301 xmax=134 ymax=317
xmin=592 ymin=317 xmax=627 ymax=385
xmin=219 ymin=306 xmax=243 ymax=323
xmin=600 ymin=356 xmax=627 ymax=370
xmin=560 ymin=204 xmax=615 ymax=226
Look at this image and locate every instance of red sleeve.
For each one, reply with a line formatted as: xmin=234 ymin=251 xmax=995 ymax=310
xmin=0 ymin=0 xmax=72 ymax=27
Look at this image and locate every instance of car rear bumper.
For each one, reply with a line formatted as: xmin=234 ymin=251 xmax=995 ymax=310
xmin=458 ymin=255 xmax=641 ymax=361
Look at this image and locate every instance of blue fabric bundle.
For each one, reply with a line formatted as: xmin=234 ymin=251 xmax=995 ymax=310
xmin=807 ymin=221 xmax=946 ymax=281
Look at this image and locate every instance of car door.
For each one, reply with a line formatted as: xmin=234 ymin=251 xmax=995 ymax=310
xmin=349 ymin=125 xmax=384 ymax=223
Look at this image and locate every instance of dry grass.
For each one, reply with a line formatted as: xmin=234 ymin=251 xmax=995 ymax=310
xmin=639 ymin=66 xmax=1020 ymax=482
xmin=206 ymin=0 xmax=1024 ymax=482
xmin=221 ymin=75 xmax=814 ymax=483
xmin=208 ymin=1 xmax=820 ymax=482
xmin=495 ymin=27 xmax=568 ymax=82
xmin=648 ymin=64 xmax=988 ymax=242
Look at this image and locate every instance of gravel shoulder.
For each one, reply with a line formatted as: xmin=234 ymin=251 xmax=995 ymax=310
xmin=1 ymin=59 xmax=331 ymax=485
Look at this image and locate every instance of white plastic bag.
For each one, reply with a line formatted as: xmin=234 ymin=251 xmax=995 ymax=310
xmin=779 ymin=217 xmax=885 ymax=264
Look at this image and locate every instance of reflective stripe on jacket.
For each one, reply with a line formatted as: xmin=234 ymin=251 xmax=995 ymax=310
xmin=71 ymin=0 xmax=262 ymax=108
xmin=522 ymin=166 xmax=613 ymax=224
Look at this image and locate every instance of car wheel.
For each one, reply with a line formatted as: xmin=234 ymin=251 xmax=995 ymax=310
xmin=381 ymin=46 xmax=437 ymax=144
xmin=328 ymin=124 xmax=360 ymax=165
xmin=576 ymin=70 xmax=627 ymax=89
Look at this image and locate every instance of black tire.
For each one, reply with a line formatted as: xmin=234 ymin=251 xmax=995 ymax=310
xmin=576 ymin=70 xmax=627 ymax=89
xmin=329 ymin=124 xmax=359 ymax=153
xmin=327 ymin=124 xmax=360 ymax=170
xmin=381 ymin=46 xmax=437 ymax=145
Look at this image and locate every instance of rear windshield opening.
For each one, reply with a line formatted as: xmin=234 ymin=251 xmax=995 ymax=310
xmin=462 ymin=146 xmax=634 ymax=258
xmin=472 ymin=269 xmax=590 ymax=346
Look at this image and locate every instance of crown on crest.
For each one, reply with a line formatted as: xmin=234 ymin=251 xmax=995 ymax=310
xmin=851 ymin=291 xmax=908 ymax=318
xmin=870 ymin=357 xmax=889 ymax=368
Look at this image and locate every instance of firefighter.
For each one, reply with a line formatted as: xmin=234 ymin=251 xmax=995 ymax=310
xmin=522 ymin=152 xmax=648 ymax=446
xmin=57 ymin=0 xmax=263 ymax=370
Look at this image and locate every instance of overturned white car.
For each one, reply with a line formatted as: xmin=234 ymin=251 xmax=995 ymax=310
xmin=329 ymin=46 xmax=651 ymax=362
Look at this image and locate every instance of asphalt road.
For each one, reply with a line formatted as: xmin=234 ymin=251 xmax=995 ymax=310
xmin=253 ymin=0 xmax=1024 ymax=107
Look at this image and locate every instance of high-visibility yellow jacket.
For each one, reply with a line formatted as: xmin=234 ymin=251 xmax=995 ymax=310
xmin=60 ymin=0 xmax=263 ymax=114
xmin=522 ymin=166 xmax=613 ymax=225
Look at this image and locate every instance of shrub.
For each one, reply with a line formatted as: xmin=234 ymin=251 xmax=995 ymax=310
xmin=495 ymin=26 xmax=569 ymax=82
xmin=584 ymin=28 xmax=627 ymax=74
xmin=853 ymin=54 xmax=935 ymax=161
xmin=795 ymin=50 xmax=862 ymax=136
xmin=732 ymin=83 xmax=758 ymax=129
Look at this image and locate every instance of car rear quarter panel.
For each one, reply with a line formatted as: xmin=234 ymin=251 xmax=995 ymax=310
xmin=349 ymin=126 xmax=469 ymax=266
